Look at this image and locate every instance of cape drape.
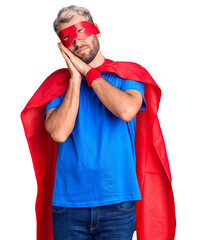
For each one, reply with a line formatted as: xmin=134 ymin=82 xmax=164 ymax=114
xmin=21 ymin=59 xmax=176 ymax=240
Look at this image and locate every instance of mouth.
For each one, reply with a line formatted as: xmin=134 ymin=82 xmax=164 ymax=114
xmin=75 ymin=47 xmax=89 ymax=54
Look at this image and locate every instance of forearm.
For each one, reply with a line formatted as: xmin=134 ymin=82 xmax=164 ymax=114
xmin=91 ymin=77 xmax=134 ymax=121
xmin=45 ymin=78 xmax=81 ymax=142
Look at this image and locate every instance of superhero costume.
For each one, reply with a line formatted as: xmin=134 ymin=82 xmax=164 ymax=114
xmin=59 ymin=21 xmax=100 ymax=47
xmin=21 ymin=58 xmax=176 ymax=239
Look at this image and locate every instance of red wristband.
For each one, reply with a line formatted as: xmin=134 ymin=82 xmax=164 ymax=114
xmin=86 ymin=68 xmax=102 ymax=87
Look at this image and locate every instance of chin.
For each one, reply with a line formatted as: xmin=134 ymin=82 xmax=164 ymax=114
xmin=82 ymin=51 xmax=99 ymax=64
xmin=75 ymin=53 xmax=93 ymax=64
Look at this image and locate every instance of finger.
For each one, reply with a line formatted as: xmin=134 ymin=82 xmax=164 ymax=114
xmin=59 ymin=42 xmax=73 ymax=58
xmin=60 ymin=48 xmax=69 ymax=60
xmin=58 ymin=46 xmax=71 ymax=68
xmin=58 ymin=44 xmax=80 ymax=70
xmin=58 ymin=44 xmax=69 ymax=59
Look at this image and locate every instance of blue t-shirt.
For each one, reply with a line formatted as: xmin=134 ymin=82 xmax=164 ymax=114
xmin=45 ymin=71 xmax=146 ymax=207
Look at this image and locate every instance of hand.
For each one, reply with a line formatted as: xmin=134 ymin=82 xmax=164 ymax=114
xmin=57 ymin=43 xmax=82 ymax=81
xmin=58 ymin=42 xmax=91 ymax=76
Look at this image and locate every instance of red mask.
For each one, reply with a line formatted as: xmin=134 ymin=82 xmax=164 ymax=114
xmin=58 ymin=21 xmax=100 ymax=47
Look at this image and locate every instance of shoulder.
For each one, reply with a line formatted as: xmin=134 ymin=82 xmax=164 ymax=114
xmin=105 ymin=58 xmax=148 ymax=71
xmin=102 ymin=59 xmax=155 ymax=85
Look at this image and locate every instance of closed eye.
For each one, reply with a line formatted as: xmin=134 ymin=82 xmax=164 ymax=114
xmin=63 ymin=35 xmax=69 ymax=41
xmin=77 ymin=28 xmax=85 ymax=33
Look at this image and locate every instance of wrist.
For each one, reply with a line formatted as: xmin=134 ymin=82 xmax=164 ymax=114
xmin=86 ymin=68 xmax=103 ymax=87
xmin=84 ymin=66 xmax=92 ymax=76
xmin=70 ymin=73 xmax=83 ymax=80
xmin=69 ymin=76 xmax=82 ymax=86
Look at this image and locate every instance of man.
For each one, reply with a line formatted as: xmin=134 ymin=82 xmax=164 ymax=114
xmin=45 ymin=5 xmax=146 ymax=240
xmin=21 ymin=5 xmax=176 ymax=240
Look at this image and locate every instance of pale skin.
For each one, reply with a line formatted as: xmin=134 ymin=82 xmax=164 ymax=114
xmin=45 ymin=15 xmax=143 ymax=143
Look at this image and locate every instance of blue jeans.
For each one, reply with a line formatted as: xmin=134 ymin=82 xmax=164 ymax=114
xmin=52 ymin=200 xmax=136 ymax=240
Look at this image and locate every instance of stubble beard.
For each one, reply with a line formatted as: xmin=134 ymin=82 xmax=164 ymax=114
xmin=73 ymin=35 xmax=100 ymax=64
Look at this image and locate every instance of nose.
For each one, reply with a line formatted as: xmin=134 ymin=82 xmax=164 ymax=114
xmin=73 ymin=38 xmax=82 ymax=47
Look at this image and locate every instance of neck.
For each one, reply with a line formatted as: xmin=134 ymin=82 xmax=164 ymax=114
xmin=88 ymin=49 xmax=105 ymax=68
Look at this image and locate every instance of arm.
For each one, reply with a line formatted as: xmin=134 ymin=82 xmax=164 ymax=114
xmin=45 ymin=43 xmax=83 ymax=143
xmin=91 ymin=78 xmax=143 ymax=121
xmin=57 ymin=43 xmax=143 ymax=122
xmin=45 ymin=78 xmax=81 ymax=142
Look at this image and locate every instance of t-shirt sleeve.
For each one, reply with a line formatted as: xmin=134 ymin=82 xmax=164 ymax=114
xmin=44 ymin=93 xmax=66 ymax=119
xmin=121 ymin=79 xmax=146 ymax=110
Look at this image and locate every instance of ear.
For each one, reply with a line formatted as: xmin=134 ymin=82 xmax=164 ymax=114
xmin=94 ymin=23 xmax=101 ymax=38
xmin=97 ymin=33 xmax=101 ymax=38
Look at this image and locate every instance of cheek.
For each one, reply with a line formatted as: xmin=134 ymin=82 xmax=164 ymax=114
xmin=82 ymin=35 xmax=94 ymax=47
xmin=67 ymin=45 xmax=75 ymax=52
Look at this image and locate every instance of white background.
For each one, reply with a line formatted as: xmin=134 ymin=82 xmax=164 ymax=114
xmin=1 ymin=0 xmax=196 ymax=239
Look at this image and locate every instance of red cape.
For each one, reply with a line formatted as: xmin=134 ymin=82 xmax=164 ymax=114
xmin=21 ymin=59 xmax=176 ymax=239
